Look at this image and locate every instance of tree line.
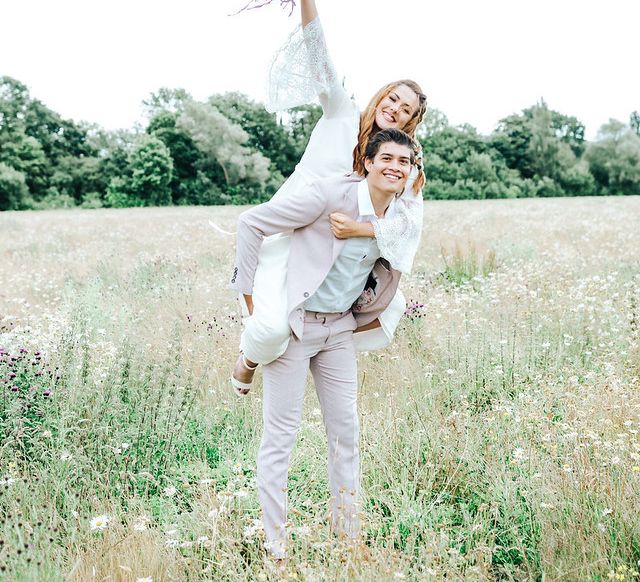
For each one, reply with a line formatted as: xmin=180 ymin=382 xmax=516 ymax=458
xmin=1 ymin=75 xmax=639 ymax=211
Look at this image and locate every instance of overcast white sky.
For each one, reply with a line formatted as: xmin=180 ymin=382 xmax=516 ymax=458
xmin=2 ymin=0 xmax=638 ymax=139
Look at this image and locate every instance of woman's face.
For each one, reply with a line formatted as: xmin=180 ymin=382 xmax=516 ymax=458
xmin=375 ymin=84 xmax=419 ymax=131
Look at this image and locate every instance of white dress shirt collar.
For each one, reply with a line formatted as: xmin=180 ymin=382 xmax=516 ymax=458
xmin=357 ymin=177 xmax=396 ymax=219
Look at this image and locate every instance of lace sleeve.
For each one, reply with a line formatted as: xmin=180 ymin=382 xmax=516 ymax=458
xmin=373 ymin=195 xmax=424 ymax=274
xmin=266 ymin=17 xmax=351 ymax=116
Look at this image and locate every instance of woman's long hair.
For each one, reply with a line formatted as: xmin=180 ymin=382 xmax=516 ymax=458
xmin=353 ymin=80 xmax=427 ymax=194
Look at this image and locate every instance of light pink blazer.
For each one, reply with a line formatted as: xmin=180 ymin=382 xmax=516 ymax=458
xmin=230 ymin=173 xmax=402 ymax=339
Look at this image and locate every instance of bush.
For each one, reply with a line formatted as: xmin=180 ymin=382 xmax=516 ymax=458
xmin=80 ymin=191 xmax=104 ymax=209
xmin=31 ymin=189 xmax=77 ymax=209
xmin=0 ymin=162 xmax=31 ymax=210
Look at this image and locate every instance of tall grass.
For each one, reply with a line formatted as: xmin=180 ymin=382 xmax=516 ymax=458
xmin=1 ymin=198 xmax=640 ymax=580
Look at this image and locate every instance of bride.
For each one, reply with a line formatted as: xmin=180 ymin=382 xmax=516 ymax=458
xmin=231 ymin=0 xmax=427 ymax=394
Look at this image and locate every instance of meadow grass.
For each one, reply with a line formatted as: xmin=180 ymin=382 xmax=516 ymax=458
xmin=1 ymin=197 xmax=639 ymax=581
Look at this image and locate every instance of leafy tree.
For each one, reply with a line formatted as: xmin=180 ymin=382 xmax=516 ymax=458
xmin=491 ymin=113 xmax=535 ymax=178
xmin=287 ymin=103 xmax=323 ymax=161
xmin=0 ymin=162 xmax=30 ymax=210
xmin=0 ymin=76 xmax=95 ymax=203
xmin=586 ymin=119 xmax=640 ymax=195
xmin=417 ymin=107 xmax=449 ymax=140
xmin=128 ymin=135 xmax=174 ymax=206
xmin=142 ymin=87 xmax=193 ymax=119
xmin=177 ymin=100 xmax=271 ymax=200
xmin=147 ymin=111 xmax=211 ymax=204
xmin=630 ymin=111 xmax=640 ymax=137
xmin=209 ymin=92 xmax=299 ymax=177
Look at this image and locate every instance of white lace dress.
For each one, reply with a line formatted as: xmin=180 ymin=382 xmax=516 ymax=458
xmin=239 ymin=17 xmax=423 ymax=363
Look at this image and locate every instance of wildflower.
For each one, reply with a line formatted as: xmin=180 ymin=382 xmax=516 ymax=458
xmin=136 ymin=578 xmax=153 ymax=582
xmin=60 ymin=451 xmax=72 ymax=461
xmin=164 ymin=539 xmax=179 ymax=548
xmin=234 ymin=490 xmax=249 ymax=498
xmin=295 ymin=525 xmax=311 ymax=537
xmin=90 ymin=515 xmax=110 ymax=531
xmin=133 ymin=521 xmax=147 ymax=532
xmin=162 ymin=486 xmax=177 ymax=497
xmin=0 ymin=477 xmax=17 ymax=487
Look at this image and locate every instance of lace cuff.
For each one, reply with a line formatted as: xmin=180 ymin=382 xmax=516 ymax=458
xmin=266 ymin=17 xmax=342 ymax=113
xmin=373 ymin=196 xmax=424 ymax=274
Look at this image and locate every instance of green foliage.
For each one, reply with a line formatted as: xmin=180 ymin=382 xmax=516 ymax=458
xmin=0 ymin=162 xmax=30 ymax=210
xmin=586 ymin=120 xmax=640 ymax=196
xmin=0 ymin=346 xmax=58 ymax=460
xmin=1 ymin=75 xmax=638 ymax=210
xmin=0 ymin=76 xmax=97 ymax=206
xmin=209 ymin=92 xmax=299 ymax=177
xmin=128 ymin=135 xmax=174 ymax=206
xmin=629 ymin=111 xmax=640 ymax=137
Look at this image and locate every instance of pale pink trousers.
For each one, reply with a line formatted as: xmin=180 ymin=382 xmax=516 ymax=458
xmin=257 ymin=310 xmax=360 ymax=558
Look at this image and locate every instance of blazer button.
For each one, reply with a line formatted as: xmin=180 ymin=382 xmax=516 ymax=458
xmin=303 ymin=292 xmax=309 ymax=298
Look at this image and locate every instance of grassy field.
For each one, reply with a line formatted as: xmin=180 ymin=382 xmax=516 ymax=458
xmin=1 ymin=196 xmax=639 ymax=581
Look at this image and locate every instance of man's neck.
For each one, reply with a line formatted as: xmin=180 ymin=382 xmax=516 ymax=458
xmin=367 ymin=182 xmax=396 ymax=218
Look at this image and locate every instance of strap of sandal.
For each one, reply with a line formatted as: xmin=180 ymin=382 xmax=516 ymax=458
xmin=241 ymin=354 xmax=258 ymax=371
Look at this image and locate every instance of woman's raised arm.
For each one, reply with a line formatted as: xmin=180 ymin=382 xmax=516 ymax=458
xmin=301 ymin=0 xmax=318 ymax=27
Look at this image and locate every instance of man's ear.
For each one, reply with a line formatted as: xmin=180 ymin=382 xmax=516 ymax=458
xmin=364 ymin=157 xmax=373 ymax=173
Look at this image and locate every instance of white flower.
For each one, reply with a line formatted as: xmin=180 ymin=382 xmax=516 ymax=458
xmin=601 ymin=508 xmax=613 ymax=517
xmin=295 ymin=525 xmax=311 ymax=537
xmin=136 ymin=578 xmax=153 ymax=582
xmin=162 ymin=486 xmax=177 ymax=497
xmin=121 ymin=442 xmax=130 ymax=450
xmin=197 ymin=536 xmax=209 ymax=545
xmin=0 ymin=477 xmax=17 ymax=487
xmin=511 ymin=448 xmax=527 ymax=463
xmin=199 ymin=478 xmax=214 ymax=485
xmin=60 ymin=451 xmax=73 ymax=461
xmin=234 ymin=490 xmax=249 ymax=498
xmin=133 ymin=521 xmax=147 ymax=532
xmin=207 ymin=508 xmax=219 ymax=519
xmin=90 ymin=514 xmax=110 ymax=531
xmin=164 ymin=539 xmax=179 ymax=548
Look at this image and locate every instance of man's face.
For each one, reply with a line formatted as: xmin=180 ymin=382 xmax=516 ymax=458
xmin=364 ymin=142 xmax=412 ymax=195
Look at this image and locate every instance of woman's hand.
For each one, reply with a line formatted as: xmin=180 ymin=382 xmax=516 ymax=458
xmin=329 ymin=212 xmax=375 ymax=239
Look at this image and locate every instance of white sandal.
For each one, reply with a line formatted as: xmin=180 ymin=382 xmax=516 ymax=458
xmin=231 ymin=354 xmax=258 ymax=396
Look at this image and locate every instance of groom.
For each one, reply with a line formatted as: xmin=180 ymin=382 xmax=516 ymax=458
xmin=230 ymin=128 xmax=415 ymax=557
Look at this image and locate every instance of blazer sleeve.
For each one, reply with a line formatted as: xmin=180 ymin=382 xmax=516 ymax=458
xmin=230 ymin=183 xmax=329 ymax=295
